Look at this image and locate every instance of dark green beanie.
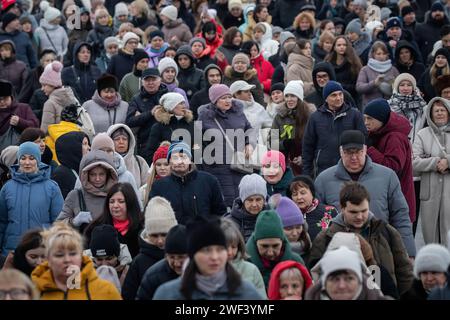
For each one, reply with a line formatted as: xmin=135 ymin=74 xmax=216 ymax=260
xmin=254 ymin=210 xmax=285 ymax=241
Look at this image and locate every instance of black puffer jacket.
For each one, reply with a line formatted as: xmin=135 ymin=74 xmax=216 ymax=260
xmin=190 ymin=64 xmax=223 ymax=119
xmin=272 ymin=0 xmax=308 ymax=29
xmin=86 ymin=24 xmax=114 ymax=58
xmin=136 ymin=259 xmax=178 ymax=300
xmin=175 ymin=46 xmax=205 ymax=101
xmin=394 ymin=40 xmax=426 ymax=83
xmin=106 ymin=48 xmax=135 ymax=82
xmin=415 ymin=12 xmax=449 ymax=64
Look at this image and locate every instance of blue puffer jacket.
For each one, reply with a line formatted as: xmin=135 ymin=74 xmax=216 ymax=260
xmin=302 ymin=102 xmax=367 ymax=178
xmin=0 ymin=164 xmax=64 ymax=255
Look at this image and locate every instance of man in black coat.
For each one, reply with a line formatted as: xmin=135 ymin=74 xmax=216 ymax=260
xmin=190 ymin=64 xmax=223 ymax=119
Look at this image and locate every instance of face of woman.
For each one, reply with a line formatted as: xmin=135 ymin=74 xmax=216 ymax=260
xmin=25 ymin=246 xmax=46 ymax=268
xmin=82 ymin=137 xmax=90 ymax=156
xmin=233 ymin=61 xmax=248 ymax=73
xmin=194 ymin=245 xmax=228 ymax=276
xmin=48 ymin=247 xmax=82 ymax=283
xmin=151 ymin=36 xmax=164 ymax=50
xmin=279 ymin=274 xmax=304 ymax=300
xmin=172 ymin=102 xmax=186 ymax=116
xmin=283 ymin=224 xmax=303 ymax=242
xmin=19 ymin=155 xmax=38 ymax=174
xmin=162 ymin=68 xmax=177 ymax=84
xmin=0 ymin=283 xmax=32 ymax=300
xmin=155 ymin=158 xmax=170 ymax=177
xmin=325 ymin=271 xmax=361 ymax=300
xmin=335 ymin=38 xmax=347 ymax=56
xmin=398 ymin=80 xmax=413 ymax=95
xmin=109 ymin=191 xmax=127 ymax=221
xmin=148 ymin=233 xmax=166 ymax=249
xmin=435 ymin=55 xmax=448 ymax=68
xmin=256 ymin=7 xmax=268 ymax=21
xmin=431 ymin=101 xmax=450 ymax=126
xmin=291 ymin=186 xmax=313 ymax=211
xmin=285 ymin=94 xmax=299 ymax=109
xmin=232 ymin=32 xmax=242 ymax=46
xmin=373 ymin=48 xmax=388 ymax=62
xmin=33 ymin=137 xmax=46 ymax=154
xmin=100 ymin=88 xmax=116 ymax=103
xmin=271 ymin=90 xmax=284 ymax=103
xmin=301 ymin=42 xmax=312 ymax=58
xmin=215 ymin=94 xmax=233 ymax=111
xmin=41 ymin=84 xmax=56 ymax=96
xmin=226 ymin=243 xmax=238 ymax=261
xmin=262 ymin=162 xmax=284 ymax=185
xmin=324 ymin=22 xmax=336 ymax=35
xmin=399 ymin=48 xmax=411 ymax=63
xmin=250 ymin=45 xmax=259 ymax=58
xmin=299 ymin=18 xmax=311 ymax=31
xmin=323 ymin=40 xmax=333 ymax=52
xmin=88 ymin=166 xmax=108 ymax=188
xmin=243 ymin=195 xmax=265 ymax=215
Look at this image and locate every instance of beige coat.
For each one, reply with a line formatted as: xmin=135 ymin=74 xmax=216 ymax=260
xmin=412 ymin=97 xmax=450 ymax=246
xmin=285 ymin=53 xmax=314 ymax=96
xmin=40 ymin=86 xmax=79 ymax=133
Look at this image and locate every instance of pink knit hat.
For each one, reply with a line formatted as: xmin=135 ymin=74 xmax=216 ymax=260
xmin=208 ymin=84 xmax=231 ymax=104
xmin=91 ymin=133 xmax=115 ymax=152
xmin=39 ymin=61 xmax=63 ymax=87
xmin=262 ymin=150 xmax=286 ymax=173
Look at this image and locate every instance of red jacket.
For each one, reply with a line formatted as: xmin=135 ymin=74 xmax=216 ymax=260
xmin=267 ymin=260 xmax=313 ymax=300
xmin=367 ymin=112 xmax=416 ymax=222
xmin=250 ymin=54 xmax=274 ymax=93
xmin=196 ymin=32 xmax=223 ymax=60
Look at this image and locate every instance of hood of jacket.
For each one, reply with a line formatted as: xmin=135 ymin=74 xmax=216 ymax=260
xmin=224 ymin=66 xmax=258 ymax=81
xmin=73 ymin=41 xmax=94 ymax=69
xmin=287 ymin=52 xmax=313 ymax=69
xmin=10 ymin=163 xmax=51 ymax=184
xmin=369 ymin=111 xmax=412 ymax=139
xmin=175 ymin=45 xmax=195 ymax=68
xmin=425 ymin=97 xmax=450 ymax=133
xmin=352 ymin=32 xmax=371 ymax=55
xmin=152 ymin=105 xmax=193 ymax=125
xmin=106 ymin=124 xmax=136 ymax=159
xmin=267 ymin=260 xmax=313 ymax=300
xmin=79 ymin=150 xmax=118 ymax=196
xmin=138 ymin=230 xmax=165 ymax=258
xmin=112 ymin=152 xmax=127 ymax=176
xmin=164 ymin=18 xmax=184 ymax=29
xmin=203 ymin=64 xmax=223 ymax=88
xmin=39 ymin=19 xmax=59 ymax=31
xmin=424 ymin=11 xmax=449 ymax=27
xmin=394 ymin=40 xmax=421 ymax=64
xmin=49 ymin=87 xmax=78 ymax=106
xmin=55 ymin=131 xmax=87 ymax=172
xmin=312 ymin=61 xmax=337 ymax=93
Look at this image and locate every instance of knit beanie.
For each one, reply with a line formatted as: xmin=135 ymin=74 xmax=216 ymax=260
xmin=144 ymin=196 xmax=178 ymax=236
xmin=209 ymin=84 xmax=231 ymax=104
xmin=114 ymin=2 xmax=129 ymax=17
xmin=287 ymin=175 xmax=315 ymax=199
xmin=153 ymin=144 xmax=169 ymax=164
xmin=228 ymin=0 xmax=242 ymax=11
xmin=284 ymin=80 xmax=304 ymax=101
xmin=104 ymin=36 xmax=119 ymax=49
xmin=280 ymin=31 xmax=296 ymax=48
xmin=17 ymin=141 xmax=41 ymax=163
xmin=0 ymin=145 xmax=18 ymax=166
xmin=239 ymin=173 xmax=267 ymax=202
xmin=133 ymin=49 xmax=149 ymax=66
xmin=91 ymin=133 xmax=115 ymax=152
xmin=149 ymin=30 xmax=165 ymax=41
xmin=434 ymin=48 xmax=450 ymax=63
xmin=189 ymin=37 xmax=206 ymax=49
xmin=158 ymin=57 xmax=178 ymax=77
xmin=122 ymin=32 xmax=139 ymax=46
xmin=270 ymin=82 xmax=285 ymax=94
xmin=186 ymin=215 xmax=227 ymax=258
xmin=97 ymin=73 xmax=118 ymax=92
xmin=167 ymin=141 xmax=192 ymax=160
xmin=39 ymin=61 xmax=63 ymax=87
xmin=160 ymin=5 xmax=178 ymax=21
xmin=363 ymin=98 xmax=391 ymax=124
xmin=320 ymin=246 xmax=363 ymax=286
xmin=352 ymin=0 xmax=368 ymax=9
xmin=431 ymin=1 xmax=445 ymax=12
xmin=89 ymin=225 xmax=121 ymax=257
xmin=165 ymin=225 xmax=187 ymax=254
xmin=393 ymin=73 xmax=416 ymax=94
xmin=365 ymin=20 xmax=384 ymax=37
xmin=276 ymin=197 xmax=304 ymax=227
xmin=386 ymin=17 xmax=402 ymax=30
xmin=254 ymin=210 xmax=285 ymax=241
xmin=232 ymin=53 xmax=250 ymax=67
xmin=400 ymin=5 xmax=414 ymax=17
xmin=261 ymin=150 xmax=286 ymax=173
xmin=0 ymin=80 xmax=13 ymax=97
xmin=1 ymin=12 xmax=18 ymax=28
xmin=413 ymin=244 xmax=450 ymax=278
xmin=345 ymin=18 xmax=362 ymax=35
xmin=159 ymin=92 xmax=185 ymax=112
xmin=322 ymin=80 xmax=343 ymax=100
xmin=42 ymin=3 xmax=61 ymax=22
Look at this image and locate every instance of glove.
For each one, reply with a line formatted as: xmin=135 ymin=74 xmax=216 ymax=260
xmin=72 ymin=211 xmax=93 ymax=227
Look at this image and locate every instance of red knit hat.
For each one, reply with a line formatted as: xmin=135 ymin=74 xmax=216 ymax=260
xmin=267 ymin=260 xmax=313 ymax=300
xmin=152 ymin=145 xmax=169 ymax=164
xmin=2 ymin=0 xmax=16 ymax=11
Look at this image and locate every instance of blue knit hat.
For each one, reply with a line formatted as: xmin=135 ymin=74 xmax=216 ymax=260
xmin=276 ymin=197 xmax=304 ymax=227
xmin=386 ymin=17 xmax=402 ymax=30
xmin=363 ymin=98 xmax=391 ymax=124
xmin=167 ymin=141 xmax=192 ymax=160
xmin=17 ymin=141 xmax=41 ymax=163
xmin=323 ymin=80 xmax=343 ymax=100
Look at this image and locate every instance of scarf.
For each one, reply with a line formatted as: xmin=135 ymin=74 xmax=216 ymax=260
xmin=92 ymin=89 xmax=121 ymax=109
xmin=367 ymin=58 xmax=392 ymax=73
xmin=113 ymin=217 xmax=129 ymax=236
xmin=149 ymin=43 xmax=169 ymax=55
xmin=304 ymin=198 xmax=320 ymax=215
xmin=261 ymin=246 xmax=285 ymax=269
xmin=195 ymin=269 xmax=227 ymax=296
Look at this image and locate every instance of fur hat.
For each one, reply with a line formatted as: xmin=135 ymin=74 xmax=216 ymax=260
xmin=39 ymin=61 xmax=63 ymax=87
xmin=96 ymin=73 xmax=118 ymax=92
xmin=239 ymin=173 xmax=267 ymax=202
xmin=159 ymin=92 xmax=185 ymax=112
xmin=414 ymin=244 xmax=450 ymax=278
xmin=186 ymin=215 xmax=226 ymax=258
xmin=158 ymin=57 xmax=178 ymax=77
xmin=436 ymin=75 xmax=450 ymax=95
xmin=160 ymin=5 xmax=178 ymax=21
xmin=144 ymin=196 xmax=178 ymax=236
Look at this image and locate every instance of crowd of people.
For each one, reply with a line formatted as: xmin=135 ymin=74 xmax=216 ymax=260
xmin=0 ymin=0 xmax=450 ymax=301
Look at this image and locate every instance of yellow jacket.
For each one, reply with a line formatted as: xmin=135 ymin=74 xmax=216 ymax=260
xmin=31 ymin=255 xmax=122 ymax=300
xmin=45 ymin=121 xmax=81 ymax=164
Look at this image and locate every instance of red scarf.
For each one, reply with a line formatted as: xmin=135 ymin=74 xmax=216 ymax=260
xmin=113 ymin=218 xmax=129 ymax=236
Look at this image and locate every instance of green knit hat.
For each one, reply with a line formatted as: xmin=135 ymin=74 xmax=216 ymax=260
xmin=254 ymin=210 xmax=285 ymax=241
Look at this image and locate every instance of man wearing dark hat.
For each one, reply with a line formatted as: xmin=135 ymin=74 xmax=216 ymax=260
xmin=119 ymin=48 xmax=149 ymax=102
xmin=314 ymin=130 xmax=416 ymax=258
xmin=0 ymin=12 xmax=37 ymax=68
xmin=190 ymin=64 xmax=223 ymax=119
xmin=136 ymin=225 xmax=189 ymax=300
xmin=401 ymin=5 xmax=417 ymax=35
xmin=302 ymin=80 xmax=366 ymax=178
xmin=126 ymin=67 xmax=169 ymax=159
xmin=415 ymin=1 xmax=450 ymax=64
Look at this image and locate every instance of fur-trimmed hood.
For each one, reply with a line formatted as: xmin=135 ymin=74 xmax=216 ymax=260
xmin=152 ymin=105 xmax=194 ymax=125
xmin=224 ymin=65 xmax=258 ymax=81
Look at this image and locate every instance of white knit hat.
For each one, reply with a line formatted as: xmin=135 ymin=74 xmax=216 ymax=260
xmin=159 ymin=92 xmax=186 ymax=112
xmin=145 ymin=196 xmax=178 ymax=236
xmin=44 ymin=6 xmax=61 ymax=22
xmin=320 ymin=246 xmax=364 ymax=286
xmin=158 ymin=57 xmax=179 ymax=76
xmin=115 ymin=2 xmax=129 ymax=17
xmin=160 ymin=5 xmax=178 ymax=21
xmin=413 ymin=244 xmax=450 ymax=278
xmin=284 ymin=80 xmax=304 ymax=101
xmin=239 ymin=173 xmax=267 ymax=202
xmin=122 ymin=32 xmax=139 ymax=46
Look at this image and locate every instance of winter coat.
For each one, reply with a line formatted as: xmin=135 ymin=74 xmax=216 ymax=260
xmin=352 ymin=32 xmax=372 ymax=59
xmin=222 ymin=13 xmax=244 ymax=30
xmin=265 ymin=167 xmax=294 ymax=197
xmin=418 ymin=66 xmax=439 ymax=103
xmin=367 ymin=112 xmax=416 ymax=222
xmin=121 ymin=232 xmax=165 ymax=300
xmin=61 ymin=42 xmax=102 ymax=104
xmin=251 ymin=53 xmax=274 ymax=93
xmin=412 ymin=97 xmax=450 ymax=246
xmin=302 ymin=201 xmax=339 ymax=241
xmin=106 ymin=49 xmax=134 ymax=83
xmin=0 ymin=100 xmax=39 ymax=136
xmin=0 ymin=44 xmax=27 ymax=96
xmin=230 ymin=257 xmax=267 ymax=299
xmin=314 ymin=156 xmax=416 ymax=257
xmin=106 ymin=124 xmax=149 ymax=188
xmin=175 ymin=47 xmax=205 ymax=100
xmin=329 ymin=59 xmax=359 ymax=99
xmin=401 ymin=279 xmax=428 ymax=300
xmin=161 ymin=19 xmax=193 ymax=48
xmin=0 ymin=163 xmax=63 ymax=255
xmin=95 ymin=53 xmax=110 ymax=74
xmin=312 ymin=43 xmax=329 ymax=63
xmin=153 ymin=272 xmax=263 ymax=300
xmin=40 ymin=87 xmax=79 ymax=133
xmin=0 ymin=29 xmax=37 ymax=68
xmin=83 ymin=91 xmax=129 ymax=134
xmin=428 ymin=278 xmax=450 ymax=300
xmin=119 ymin=72 xmax=140 ymax=103
xmin=18 ymin=65 xmax=43 ymax=105
xmin=302 ymin=102 xmax=367 ymax=178
xmin=223 ymin=66 xmax=265 ymax=107
xmin=56 ymin=150 xmax=119 ymax=226
xmin=272 ymin=0 xmax=308 ymax=29
xmin=238 ymin=99 xmax=272 ymax=142
xmin=86 ymin=24 xmax=114 ymax=58
xmin=193 ymin=51 xmax=216 ymax=71
xmin=308 ymin=212 xmax=414 ymax=295
xmin=145 ymin=106 xmax=194 ymax=161
xmin=136 ymin=258 xmax=178 ymax=300
xmin=29 ymin=89 xmax=48 ymax=120
xmin=198 ymin=100 xmax=255 ymax=207
xmin=217 ymin=44 xmax=241 ymax=67
xmin=34 ymin=20 xmax=68 ymax=59
xmin=356 ymin=63 xmax=399 ymax=106
xmin=150 ymin=168 xmax=227 ymax=225
xmin=394 ymin=40 xmax=426 ymax=83
xmin=125 ymin=84 xmax=169 ymax=158
xmin=31 ymin=255 xmax=122 ymax=300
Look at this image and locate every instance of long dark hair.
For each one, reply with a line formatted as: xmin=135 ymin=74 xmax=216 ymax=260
xmin=180 ymin=260 xmax=242 ymax=300
xmin=84 ymin=182 xmax=143 ymax=242
xmin=222 ymin=26 xmax=242 ymax=48
xmin=294 ymin=100 xmax=311 ymax=142
xmin=325 ymin=35 xmax=362 ymax=77
xmin=12 ymin=229 xmax=44 ymax=276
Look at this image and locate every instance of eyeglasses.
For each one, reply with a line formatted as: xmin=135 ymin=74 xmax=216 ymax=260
xmin=342 ymin=149 xmax=364 ymax=156
xmin=0 ymin=289 xmax=30 ymax=300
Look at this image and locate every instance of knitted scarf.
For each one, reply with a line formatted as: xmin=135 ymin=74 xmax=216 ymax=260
xmin=367 ymin=58 xmax=392 ymax=73
xmin=195 ymin=269 xmax=227 ymax=296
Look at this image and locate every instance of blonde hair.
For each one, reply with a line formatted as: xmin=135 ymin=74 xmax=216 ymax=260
xmin=431 ymin=60 xmax=450 ymax=86
xmin=131 ymin=0 xmax=150 ymax=17
xmin=319 ymin=30 xmax=335 ymax=47
xmin=279 ymin=267 xmax=304 ymax=284
xmin=41 ymin=222 xmax=83 ymax=257
xmin=0 ymin=269 xmax=40 ymax=300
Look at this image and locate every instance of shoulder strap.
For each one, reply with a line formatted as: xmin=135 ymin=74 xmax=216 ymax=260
xmin=42 ymin=27 xmax=58 ymax=53
xmin=429 ymin=128 xmax=448 ymax=158
xmin=134 ymin=154 xmax=142 ymax=173
xmin=213 ymin=117 xmax=235 ymax=152
xmin=77 ymin=189 xmax=86 ymax=212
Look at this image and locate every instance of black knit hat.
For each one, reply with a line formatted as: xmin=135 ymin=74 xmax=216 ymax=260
xmin=97 ymin=73 xmax=118 ymax=92
xmin=89 ymin=225 xmax=121 ymax=257
xmin=434 ymin=48 xmax=450 ymax=64
xmin=133 ymin=48 xmax=149 ymax=65
xmin=1 ymin=12 xmax=18 ymax=29
xmin=363 ymin=98 xmax=391 ymax=124
xmin=287 ymin=175 xmax=316 ymax=199
xmin=165 ymin=225 xmax=187 ymax=254
xmin=400 ymin=6 xmax=414 ymax=17
xmin=149 ymin=30 xmax=165 ymax=41
xmin=186 ymin=216 xmax=226 ymax=258
xmin=0 ymin=80 xmax=13 ymax=97
xmin=270 ymin=82 xmax=285 ymax=94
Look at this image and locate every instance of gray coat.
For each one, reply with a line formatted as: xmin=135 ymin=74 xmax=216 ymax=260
xmin=314 ymin=156 xmax=416 ymax=256
xmin=412 ymin=97 xmax=450 ymax=246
